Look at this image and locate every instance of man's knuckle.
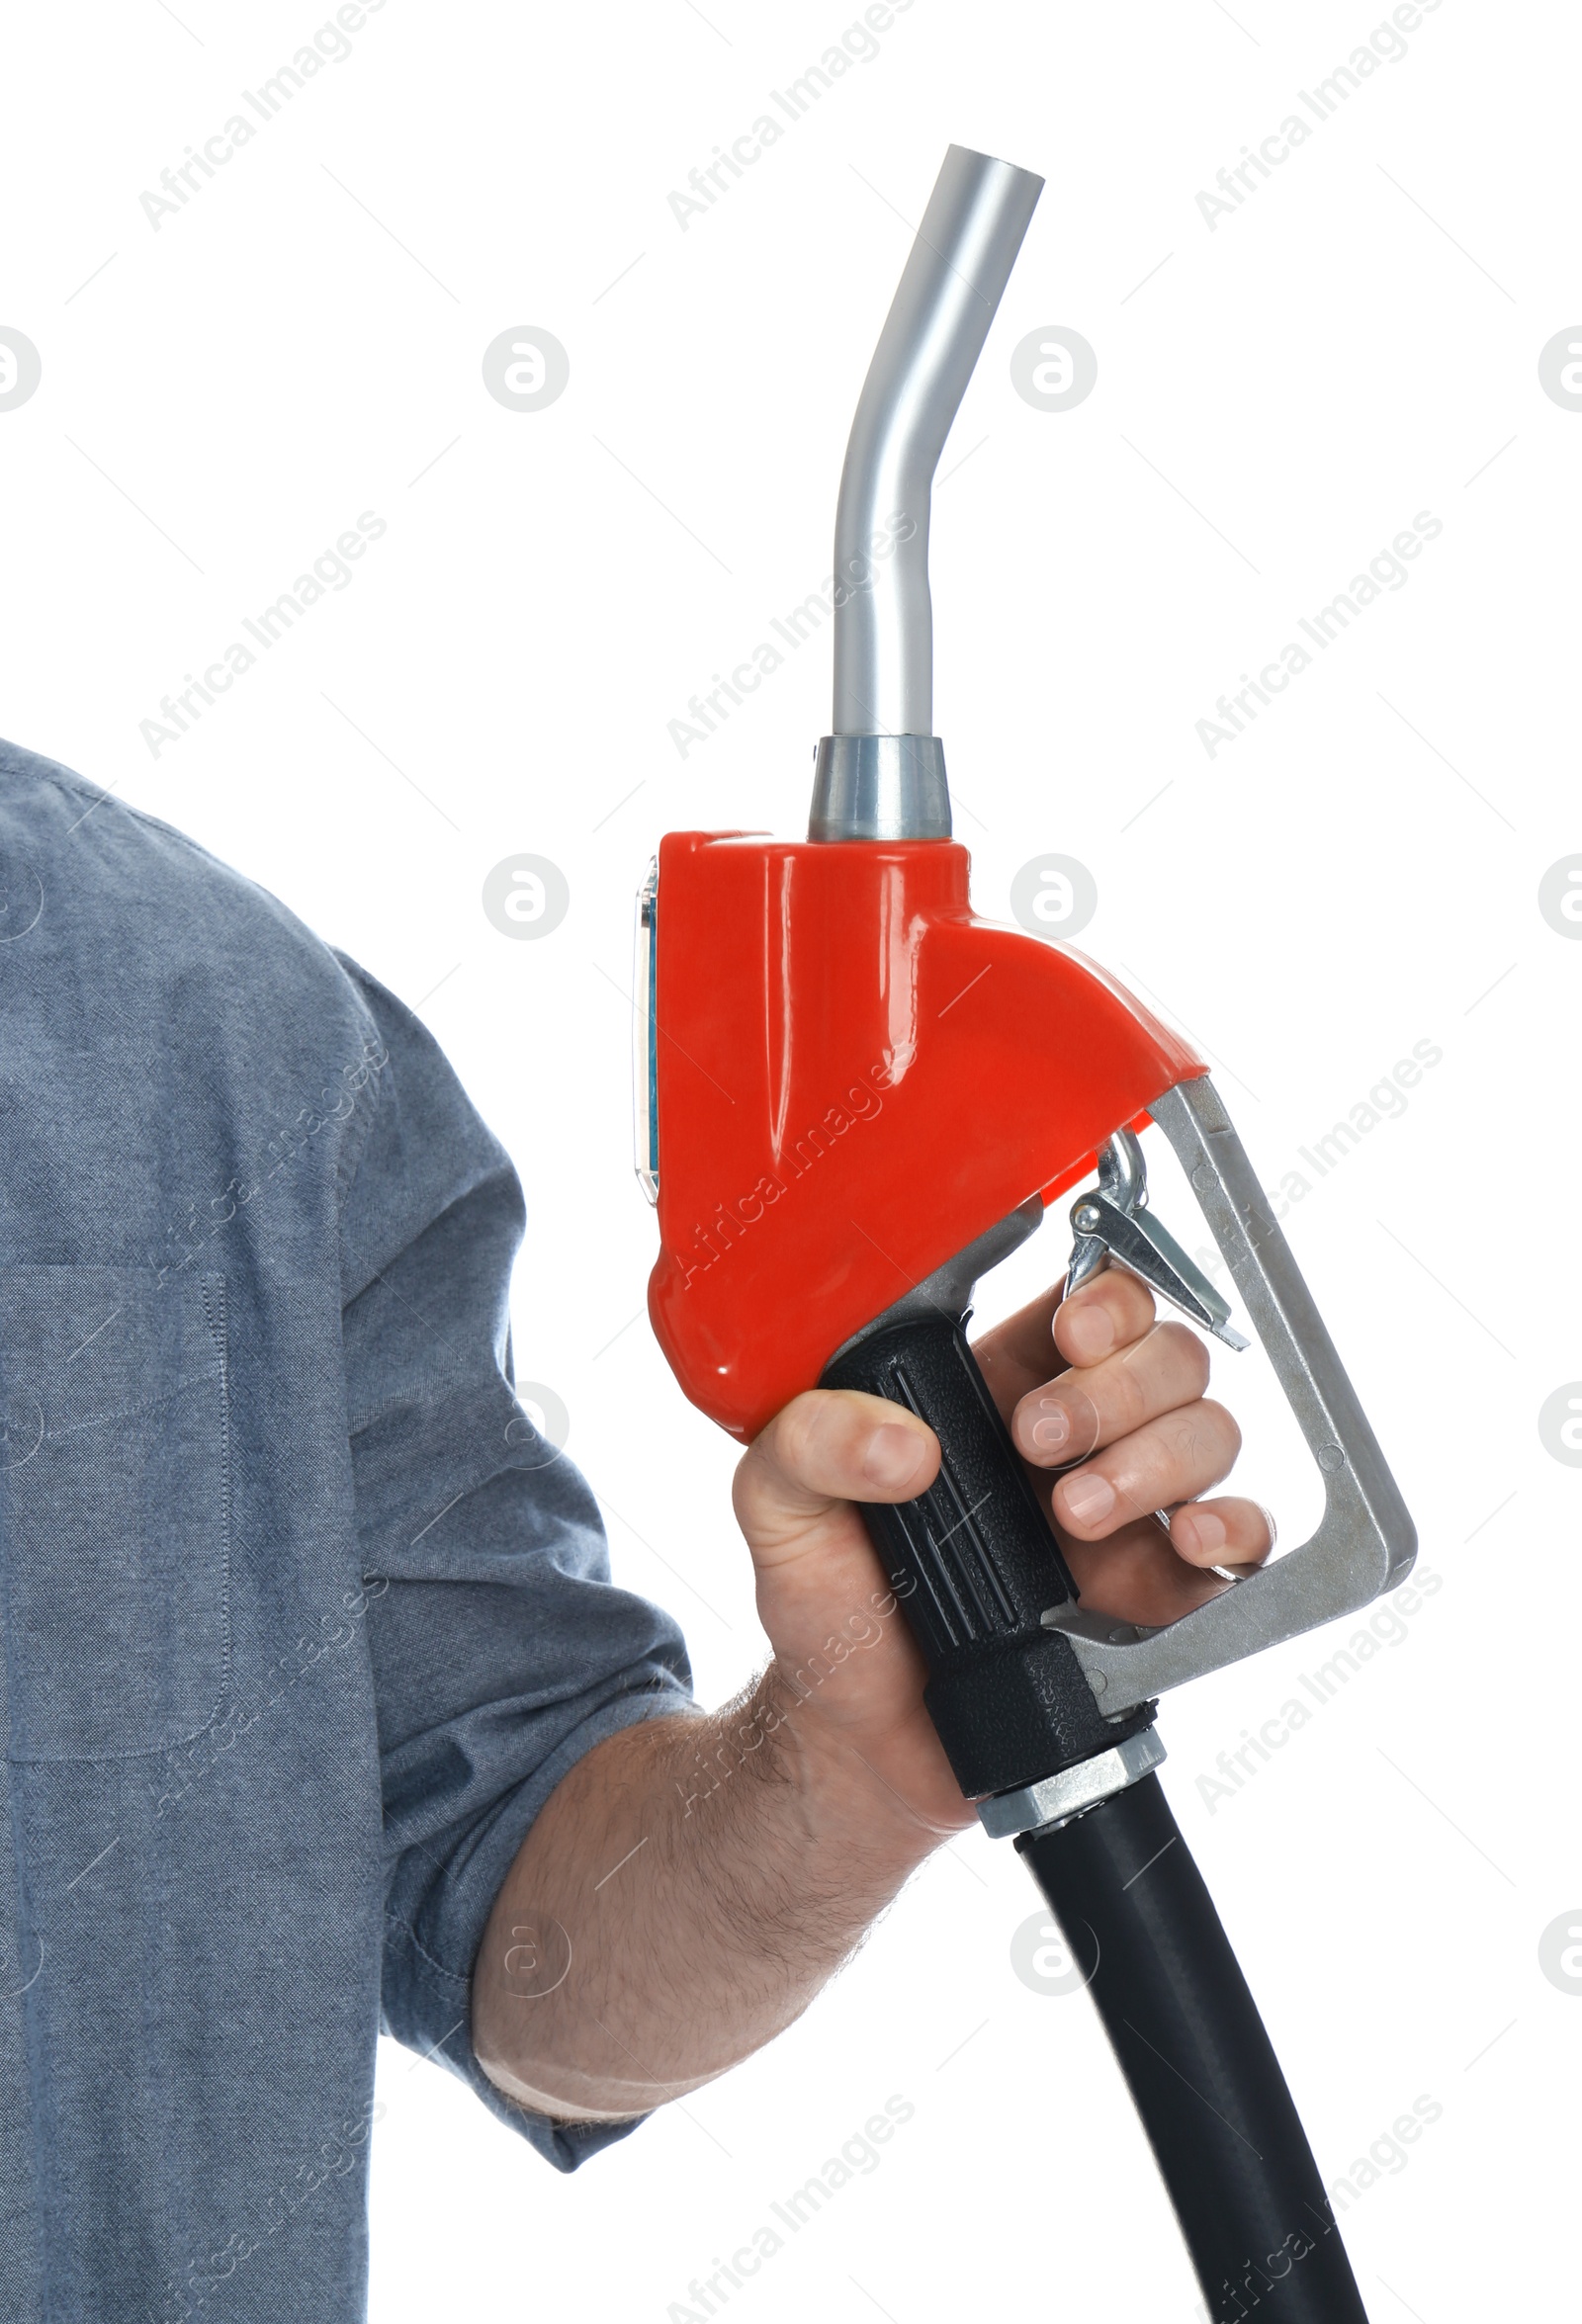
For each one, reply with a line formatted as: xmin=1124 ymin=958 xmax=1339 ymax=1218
xmin=777 ymin=1395 xmax=829 ymax=1479
xmin=1201 ymin=1398 xmax=1242 ymax=1459
xmin=1111 ymin=1365 xmax=1151 ymax=1435
xmin=1120 ymin=1271 xmax=1157 ymax=1325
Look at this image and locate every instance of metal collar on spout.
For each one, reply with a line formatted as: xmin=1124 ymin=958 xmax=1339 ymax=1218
xmin=808 ymin=142 xmax=1043 ymax=843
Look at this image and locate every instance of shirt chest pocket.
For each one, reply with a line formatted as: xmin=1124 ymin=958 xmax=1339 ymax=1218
xmin=0 ymin=1266 xmax=230 ymax=1763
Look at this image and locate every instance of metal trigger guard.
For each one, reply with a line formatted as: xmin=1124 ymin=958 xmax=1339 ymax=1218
xmin=1036 ymin=1075 xmax=1417 ymax=1716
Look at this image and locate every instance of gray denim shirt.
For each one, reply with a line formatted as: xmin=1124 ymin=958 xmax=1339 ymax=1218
xmin=0 ymin=738 xmax=694 ymax=2323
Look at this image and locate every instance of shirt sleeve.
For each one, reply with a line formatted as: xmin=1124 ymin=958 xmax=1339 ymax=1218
xmin=334 ymin=955 xmax=696 ymax=2171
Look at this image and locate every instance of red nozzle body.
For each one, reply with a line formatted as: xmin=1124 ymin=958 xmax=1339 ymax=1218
xmin=648 ymin=832 xmax=1204 ymax=1440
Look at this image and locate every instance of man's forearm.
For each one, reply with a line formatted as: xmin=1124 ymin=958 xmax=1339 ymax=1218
xmin=472 ymin=1668 xmax=940 ymax=2121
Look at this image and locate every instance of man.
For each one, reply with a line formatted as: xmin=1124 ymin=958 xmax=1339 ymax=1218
xmin=0 ymin=736 xmax=1270 ymax=2321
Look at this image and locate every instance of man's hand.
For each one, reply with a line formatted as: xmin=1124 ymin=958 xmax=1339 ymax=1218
xmin=474 ymin=1265 xmax=1273 ymax=2124
xmin=735 ymin=1265 xmax=1274 ymax=1849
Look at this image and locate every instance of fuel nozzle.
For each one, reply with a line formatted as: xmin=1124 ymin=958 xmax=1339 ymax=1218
xmin=644 ymin=138 xmax=1411 ymax=2323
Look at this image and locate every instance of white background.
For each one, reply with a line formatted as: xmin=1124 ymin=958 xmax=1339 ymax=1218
xmin=2 ymin=2 xmax=1577 ymax=2318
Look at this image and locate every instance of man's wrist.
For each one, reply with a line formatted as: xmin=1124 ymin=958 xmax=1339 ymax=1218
xmin=752 ymin=1662 xmax=955 ymax=1878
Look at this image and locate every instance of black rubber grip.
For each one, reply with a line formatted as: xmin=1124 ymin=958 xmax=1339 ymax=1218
xmin=1019 ymin=1775 xmax=1369 ymax=2323
xmin=820 ymin=1311 xmax=1151 ymax=1798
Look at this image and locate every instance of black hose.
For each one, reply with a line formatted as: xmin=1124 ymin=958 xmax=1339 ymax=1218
xmin=1017 ymin=1774 xmax=1368 ymax=2323
xmin=821 ymin=1308 xmax=1368 ymax=2312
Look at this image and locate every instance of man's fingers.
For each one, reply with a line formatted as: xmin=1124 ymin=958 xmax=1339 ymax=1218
xmin=1061 ymin=1518 xmax=1237 ymax=1627
xmin=1167 ymin=1496 xmax=1274 ymax=1571
xmin=1011 ymin=1320 xmax=1209 ymax=1467
xmin=734 ymin=1388 xmax=940 ymax=1554
xmin=1052 ymin=1268 xmax=1157 ymax=1369
xmin=972 ymin=1267 xmax=1158 ymax=1420
xmin=970 ymin=1280 xmax=1062 ymax=1414
xmin=1051 ymin=1399 xmax=1242 ymax=1539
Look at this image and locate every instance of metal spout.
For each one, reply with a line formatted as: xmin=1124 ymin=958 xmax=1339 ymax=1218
xmin=809 ymin=142 xmax=1043 ymax=842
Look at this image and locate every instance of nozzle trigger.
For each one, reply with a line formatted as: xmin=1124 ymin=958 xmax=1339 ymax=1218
xmin=1066 ymin=1129 xmax=1250 ymax=1352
